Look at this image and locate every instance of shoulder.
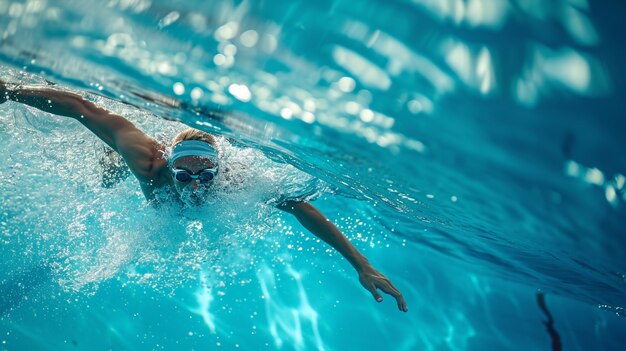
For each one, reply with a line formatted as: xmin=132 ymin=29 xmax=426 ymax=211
xmin=119 ymin=135 xmax=168 ymax=180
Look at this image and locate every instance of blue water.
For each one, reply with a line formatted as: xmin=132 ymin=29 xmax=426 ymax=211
xmin=1 ymin=0 xmax=626 ymax=350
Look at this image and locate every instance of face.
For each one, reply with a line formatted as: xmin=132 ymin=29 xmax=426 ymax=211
xmin=171 ymin=155 xmax=218 ymax=204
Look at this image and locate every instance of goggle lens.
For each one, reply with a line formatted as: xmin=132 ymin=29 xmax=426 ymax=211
xmin=174 ymin=172 xmax=192 ymax=183
xmin=198 ymin=171 xmax=214 ymax=182
xmin=172 ymin=168 xmax=217 ymax=184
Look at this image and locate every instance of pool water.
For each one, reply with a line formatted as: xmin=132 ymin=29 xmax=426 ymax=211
xmin=1 ymin=0 xmax=625 ymax=350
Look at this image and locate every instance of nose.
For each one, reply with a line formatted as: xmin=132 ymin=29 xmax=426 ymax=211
xmin=190 ymin=179 xmax=201 ymax=190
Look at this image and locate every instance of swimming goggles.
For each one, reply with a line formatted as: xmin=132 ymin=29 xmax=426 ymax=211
xmin=171 ymin=167 xmax=218 ymax=183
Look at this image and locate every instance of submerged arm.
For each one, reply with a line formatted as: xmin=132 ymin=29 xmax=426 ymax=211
xmin=278 ymin=200 xmax=408 ymax=312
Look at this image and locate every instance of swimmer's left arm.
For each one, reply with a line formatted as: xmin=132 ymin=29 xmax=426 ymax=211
xmin=278 ymin=200 xmax=408 ymax=312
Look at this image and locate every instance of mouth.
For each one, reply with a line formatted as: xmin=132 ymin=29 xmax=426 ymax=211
xmin=179 ymin=187 xmax=210 ymax=206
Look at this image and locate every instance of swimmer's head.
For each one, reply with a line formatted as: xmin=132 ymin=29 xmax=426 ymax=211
xmin=169 ymin=129 xmax=219 ymax=203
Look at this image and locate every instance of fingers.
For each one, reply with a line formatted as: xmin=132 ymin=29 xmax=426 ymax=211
xmin=360 ymin=271 xmax=408 ymax=312
xmin=377 ymin=281 xmax=408 ymax=312
xmin=396 ymin=294 xmax=408 ymax=312
xmin=365 ymin=282 xmax=384 ymax=302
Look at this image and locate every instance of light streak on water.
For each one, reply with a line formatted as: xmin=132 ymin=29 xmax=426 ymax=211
xmin=191 ymin=271 xmax=217 ymax=334
xmin=256 ymin=263 xmax=325 ymax=351
xmin=331 ymin=45 xmax=391 ymax=91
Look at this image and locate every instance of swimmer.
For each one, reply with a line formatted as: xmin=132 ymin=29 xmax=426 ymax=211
xmin=0 ymin=79 xmax=408 ymax=312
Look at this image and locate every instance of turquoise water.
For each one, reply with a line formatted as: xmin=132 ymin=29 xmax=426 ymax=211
xmin=1 ymin=0 xmax=626 ymax=350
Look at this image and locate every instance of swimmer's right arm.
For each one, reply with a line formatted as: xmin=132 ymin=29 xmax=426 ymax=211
xmin=1 ymin=80 xmax=158 ymax=176
xmin=1 ymin=80 xmax=135 ymax=150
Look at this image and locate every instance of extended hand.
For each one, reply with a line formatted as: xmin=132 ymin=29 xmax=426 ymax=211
xmin=358 ymin=262 xmax=408 ymax=312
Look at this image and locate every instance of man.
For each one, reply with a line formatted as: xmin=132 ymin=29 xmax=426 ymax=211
xmin=0 ymin=80 xmax=408 ymax=312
